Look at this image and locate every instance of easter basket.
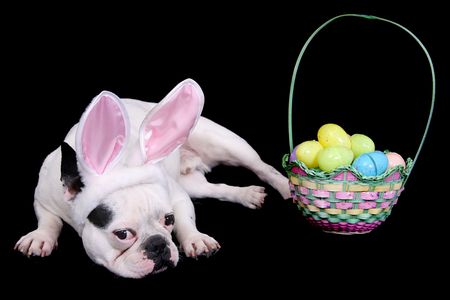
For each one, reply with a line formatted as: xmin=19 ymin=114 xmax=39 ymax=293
xmin=283 ymin=14 xmax=435 ymax=234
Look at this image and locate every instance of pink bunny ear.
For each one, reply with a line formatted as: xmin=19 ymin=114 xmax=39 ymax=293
xmin=76 ymin=91 xmax=129 ymax=175
xmin=140 ymin=79 xmax=204 ymax=164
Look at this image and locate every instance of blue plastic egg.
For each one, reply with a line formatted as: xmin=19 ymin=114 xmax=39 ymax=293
xmin=352 ymin=151 xmax=388 ymax=176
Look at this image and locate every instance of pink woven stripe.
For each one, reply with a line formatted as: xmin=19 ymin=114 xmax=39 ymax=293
xmin=312 ymin=190 xmax=330 ymax=198
xmin=361 ymin=192 xmax=379 ymax=200
xmin=336 ymin=192 xmax=354 ymax=199
xmin=291 ymin=167 xmax=307 ymax=176
xmin=336 ymin=202 xmax=353 ymax=209
xmin=346 ymin=172 xmax=358 ymax=181
xmin=314 ymin=199 xmax=330 ymax=208
xmin=300 ymin=195 xmax=310 ymax=205
xmin=300 ymin=187 xmax=309 ymax=195
xmin=380 ymin=201 xmax=391 ymax=208
xmin=333 ymin=172 xmax=345 ymax=181
xmin=383 ymin=191 xmax=396 ymax=199
xmin=333 ymin=171 xmax=358 ymax=181
xmin=384 ymin=172 xmax=401 ymax=182
xmin=359 ymin=202 xmax=377 ymax=209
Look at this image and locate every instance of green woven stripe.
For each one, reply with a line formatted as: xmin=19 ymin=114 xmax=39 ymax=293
xmin=328 ymin=217 xmax=341 ymax=223
xmin=357 ymin=213 xmax=372 ymax=220
xmin=317 ymin=212 xmax=329 ymax=218
xmin=337 ymin=214 xmax=350 ymax=220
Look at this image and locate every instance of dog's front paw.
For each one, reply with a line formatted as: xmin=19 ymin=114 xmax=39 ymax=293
xmin=14 ymin=230 xmax=57 ymax=257
xmin=180 ymin=232 xmax=220 ymax=258
xmin=238 ymin=186 xmax=267 ymax=209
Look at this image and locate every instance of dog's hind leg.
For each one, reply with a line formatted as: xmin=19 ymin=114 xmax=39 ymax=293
xmin=187 ymin=118 xmax=291 ymax=200
xmin=179 ymin=170 xmax=266 ymax=209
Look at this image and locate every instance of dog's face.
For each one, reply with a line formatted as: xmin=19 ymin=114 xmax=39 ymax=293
xmin=81 ymin=184 xmax=179 ymax=278
xmin=61 ymin=79 xmax=204 ymax=278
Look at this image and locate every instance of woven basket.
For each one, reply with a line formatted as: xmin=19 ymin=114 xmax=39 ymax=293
xmin=283 ymin=14 xmax=435 ymax=234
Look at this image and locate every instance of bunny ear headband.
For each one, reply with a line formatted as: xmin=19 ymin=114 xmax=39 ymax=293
xmin=69 ymin=79 xmax=204 ymax=226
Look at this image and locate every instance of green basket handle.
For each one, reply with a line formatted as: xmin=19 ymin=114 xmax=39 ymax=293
xmin=288 ymin=14 xmax=436 ymax=185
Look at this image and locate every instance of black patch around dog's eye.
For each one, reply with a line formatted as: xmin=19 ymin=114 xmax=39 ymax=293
xmin=60 ymin=142 xmax=84 ymax=194
xmin=88 ymin=204 xmax=113 ymax=229
xmin=164 ymin=213 xmax=175 ymax=226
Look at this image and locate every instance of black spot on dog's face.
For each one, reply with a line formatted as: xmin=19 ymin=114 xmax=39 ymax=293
xmin=87 ymin=204 xmax=113 ymax=229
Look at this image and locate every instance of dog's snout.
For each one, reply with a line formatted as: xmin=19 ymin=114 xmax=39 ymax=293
xmin=142 ymin=235 xmax=174 ymax=272
xmin=143 ymin=235 xmax=169 ymax=257
xmin=144 ymin=235 xmax=167 ymax=255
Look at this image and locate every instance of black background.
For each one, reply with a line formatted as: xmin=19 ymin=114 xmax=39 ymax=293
xmin=3 ymin=1 xmax=448 ymax=296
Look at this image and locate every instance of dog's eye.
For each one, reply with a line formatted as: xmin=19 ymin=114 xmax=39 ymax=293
xmin=113 ymin=229 xmax=135 ymax=240
xmin=164 ymin=213 xmax=175 ymax=226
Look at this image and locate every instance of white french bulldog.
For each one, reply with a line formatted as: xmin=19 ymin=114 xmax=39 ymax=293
xmin=15 ymin=79 xmax=290 ymax=278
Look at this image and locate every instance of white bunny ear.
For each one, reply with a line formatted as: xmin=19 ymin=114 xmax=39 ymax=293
xmin=140 ymin=79 xmax=204 ymax=164
xmin=76 ymin=91 xmax=129 ymax=175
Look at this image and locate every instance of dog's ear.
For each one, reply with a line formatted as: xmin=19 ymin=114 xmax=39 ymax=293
xmin=60 ymin=142 xmax=84 ymax=200
xmin=139 ymin=79 xmax=204 ymax=164
xmin=76 ymin=91 xmax=130 ymax=175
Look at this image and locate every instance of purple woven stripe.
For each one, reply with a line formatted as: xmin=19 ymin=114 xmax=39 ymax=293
xmin=306 ymin=217 xmax=383 ymax=233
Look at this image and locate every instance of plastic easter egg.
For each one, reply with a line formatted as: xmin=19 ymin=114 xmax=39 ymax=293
xmin=386 ymin=152 xmax=406 ymax=169
xmin=295 ymin=140 xmax=323 ymax=168
xmin=352 ymin=151 xmax=388 ymax=176
xmin=317 ymin=146 xmax=354 ymax=172
xmin=289 ymin=145 xmax=298 ymax=162
xmin=350 ymin=134 xmax=375 ymax=158
xmin=317 ymin=123 xmax=351 ymax=148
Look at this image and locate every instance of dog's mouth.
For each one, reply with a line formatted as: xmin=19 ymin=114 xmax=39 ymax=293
xmin=149 ymin=250 xmax=176 ymax=274
xmin=153 ymin=257 xmax=175 ymax=273
xmin=107 ymin=237 xmax=179 ymax=278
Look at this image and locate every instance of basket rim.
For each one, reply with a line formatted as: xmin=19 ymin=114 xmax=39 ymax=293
xmin=283 ymin=153 xmax=412 ymax=181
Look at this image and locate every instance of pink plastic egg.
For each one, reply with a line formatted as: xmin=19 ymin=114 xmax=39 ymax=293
xmin=386 ymin=152 xmax=406 ymax=169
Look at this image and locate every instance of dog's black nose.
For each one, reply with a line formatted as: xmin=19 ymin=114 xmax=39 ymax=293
xmin=143 ymin=235 xmax=167 ymax=257
xmin=143 ymin=235 xmax=173 ymax=266
xmin=142 ymin=235 xmax=174 ymax=272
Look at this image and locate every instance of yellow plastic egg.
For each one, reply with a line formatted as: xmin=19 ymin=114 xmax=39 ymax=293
xmin=317 ymin=123 xmax=351 ymax=148
xmin=350 ymin=134 xmax=375 ymax=158
xmin=295 ymin=140 xmax=323 ymax=168
xmin=317 ymin=146 xmax=354 ymax=172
